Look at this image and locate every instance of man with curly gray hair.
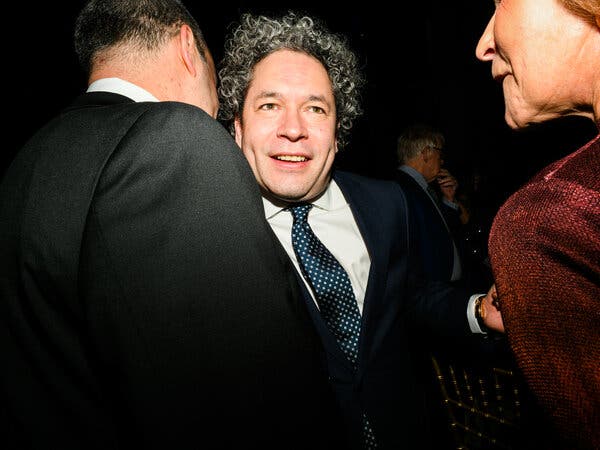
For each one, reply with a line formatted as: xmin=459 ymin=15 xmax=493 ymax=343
xmin=218 ymin=11 xmax=363 ymax=150
xmin=218 ymin=10 xmax=502 ymax=450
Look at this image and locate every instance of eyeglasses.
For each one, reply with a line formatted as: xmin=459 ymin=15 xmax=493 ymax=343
xmin=427 ymin=145 xmax=444 ymax=159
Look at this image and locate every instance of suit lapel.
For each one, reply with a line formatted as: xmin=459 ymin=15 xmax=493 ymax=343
xmin=333 ymin=172 xmax=392 ymax=372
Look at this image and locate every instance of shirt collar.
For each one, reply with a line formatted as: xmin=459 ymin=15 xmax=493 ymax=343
xmin=262 ymin=179 xmax=347 ymax=220
xmin=87 ymin=77 xmax=159 ymax=103
xmin=399 ymin=164 xmax=429 ymax=191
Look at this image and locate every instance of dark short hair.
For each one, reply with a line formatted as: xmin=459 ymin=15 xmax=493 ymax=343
xmin=74 ymin=0 xmax=207 ymax=74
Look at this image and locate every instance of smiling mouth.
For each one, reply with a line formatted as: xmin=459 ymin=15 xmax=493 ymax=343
xmin=275 ymin=155 xmax=308 ymax=162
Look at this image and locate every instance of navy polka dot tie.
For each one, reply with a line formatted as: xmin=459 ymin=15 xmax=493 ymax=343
xmin=289 ymin=204 xmax=377 ymax=449
xmin=290 ymin=203 xmax=362 ymax=366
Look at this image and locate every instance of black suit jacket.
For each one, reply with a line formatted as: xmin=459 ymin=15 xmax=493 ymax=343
xmin=294 ymin=170 xmax=472 ymax=449
xmin=0 ymin=92 xmax=344 ymax=449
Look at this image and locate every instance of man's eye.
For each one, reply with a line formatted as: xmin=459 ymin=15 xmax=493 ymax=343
xmin=308 ymin=105 xmax=325 ymax=114
xmin=259 ymin=103 xmax=277 ymax=110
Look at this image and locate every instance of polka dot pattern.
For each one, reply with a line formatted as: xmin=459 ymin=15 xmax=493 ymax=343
xmin=289 ymin=204 xmax=362 ymax=366
xmin=363 ymin=413 xmax=378 ymax=449
xmin=290 ymin=204 xmax=377 ymax=449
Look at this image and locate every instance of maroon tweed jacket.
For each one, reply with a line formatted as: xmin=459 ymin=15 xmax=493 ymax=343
xmin=488 ymin=128 xmax=600 ymax=450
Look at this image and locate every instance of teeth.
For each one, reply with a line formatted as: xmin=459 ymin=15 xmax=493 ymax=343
xmin=276 ymin=155 xmax=307 ymax=162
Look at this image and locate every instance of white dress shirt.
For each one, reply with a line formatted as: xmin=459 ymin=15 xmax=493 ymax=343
xmin=263 ymin=180 xmax=370 ymax=314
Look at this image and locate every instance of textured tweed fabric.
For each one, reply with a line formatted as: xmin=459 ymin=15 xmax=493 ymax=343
xmin=488 ymin=130 xmax=600 ymax=450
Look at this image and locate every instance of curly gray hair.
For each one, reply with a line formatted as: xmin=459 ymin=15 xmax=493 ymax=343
xmin=217 ymin=11 xmax=364 ymax=149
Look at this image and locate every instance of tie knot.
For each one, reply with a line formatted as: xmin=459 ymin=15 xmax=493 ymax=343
xmin=289 ymin=203 xmax=313 ymax=223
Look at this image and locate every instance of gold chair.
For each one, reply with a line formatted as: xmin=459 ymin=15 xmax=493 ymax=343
xmin=431 ymin=353 xmax=523 ymax=449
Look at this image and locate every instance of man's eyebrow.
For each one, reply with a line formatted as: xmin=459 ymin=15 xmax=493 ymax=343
xmin=307 ymin=94 xmax=329 ymax=103
xmin=253 ymin=91 xmax=281 ymax=99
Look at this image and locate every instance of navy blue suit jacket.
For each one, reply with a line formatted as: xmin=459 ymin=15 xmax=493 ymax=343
xmin=295 ymin=170 xmax=472 ymax=449
xmin=394 ymin=169 xmax=462 ymax=282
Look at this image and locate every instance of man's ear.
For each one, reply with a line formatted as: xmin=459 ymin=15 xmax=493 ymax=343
xmin=234 ymin=117 xmax=243 ymax=147
xmin=178 ymin=24 xmax=198 ymax=77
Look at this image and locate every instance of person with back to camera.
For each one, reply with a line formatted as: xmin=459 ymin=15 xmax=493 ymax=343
xmin=218 ymin=11 xmax=504 ymax=449
xmin=0 ymin=1 xmax=346 ymax=448
xmin=476 ymin=0 xmax=600 ymax=448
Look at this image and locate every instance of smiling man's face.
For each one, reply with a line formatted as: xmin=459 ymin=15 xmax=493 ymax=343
xmin=234 ymin=49 xmax=338 ymax=204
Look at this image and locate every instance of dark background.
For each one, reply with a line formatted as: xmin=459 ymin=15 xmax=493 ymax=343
xmin=7 ymin=1 xmax=598 ymax=223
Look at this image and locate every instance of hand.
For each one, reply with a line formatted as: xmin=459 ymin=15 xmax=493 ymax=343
xmin=481 ymin=284 xmax=504 ymax=333
xmin=437 ymin=168 xmax=458 ymax=202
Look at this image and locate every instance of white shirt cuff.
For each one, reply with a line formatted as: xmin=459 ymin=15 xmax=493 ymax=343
xmin=442 ymin=198 xmax=459 ymax=210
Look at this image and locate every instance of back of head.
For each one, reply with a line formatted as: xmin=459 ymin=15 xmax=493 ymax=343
xmin=74 ymin=0 xmax=207 ymax=75
xmin=217 ymin=11 xmax=364 ymax=149
xmin=396 ymin=123 xmax=445 ymax=164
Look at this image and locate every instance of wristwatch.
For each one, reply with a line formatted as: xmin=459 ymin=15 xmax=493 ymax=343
xmin=474 ymin=295 xmax=488 ymax=331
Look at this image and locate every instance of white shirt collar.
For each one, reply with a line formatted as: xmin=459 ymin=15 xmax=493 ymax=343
xmin=262 ymin=179 xmax=347 ymax=220
xmin=87 ymin=77 xmax=159 ymax=103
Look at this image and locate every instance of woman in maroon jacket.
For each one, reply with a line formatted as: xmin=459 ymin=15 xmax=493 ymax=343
xmin=476 ymin=1 xmax=599 ymax=449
